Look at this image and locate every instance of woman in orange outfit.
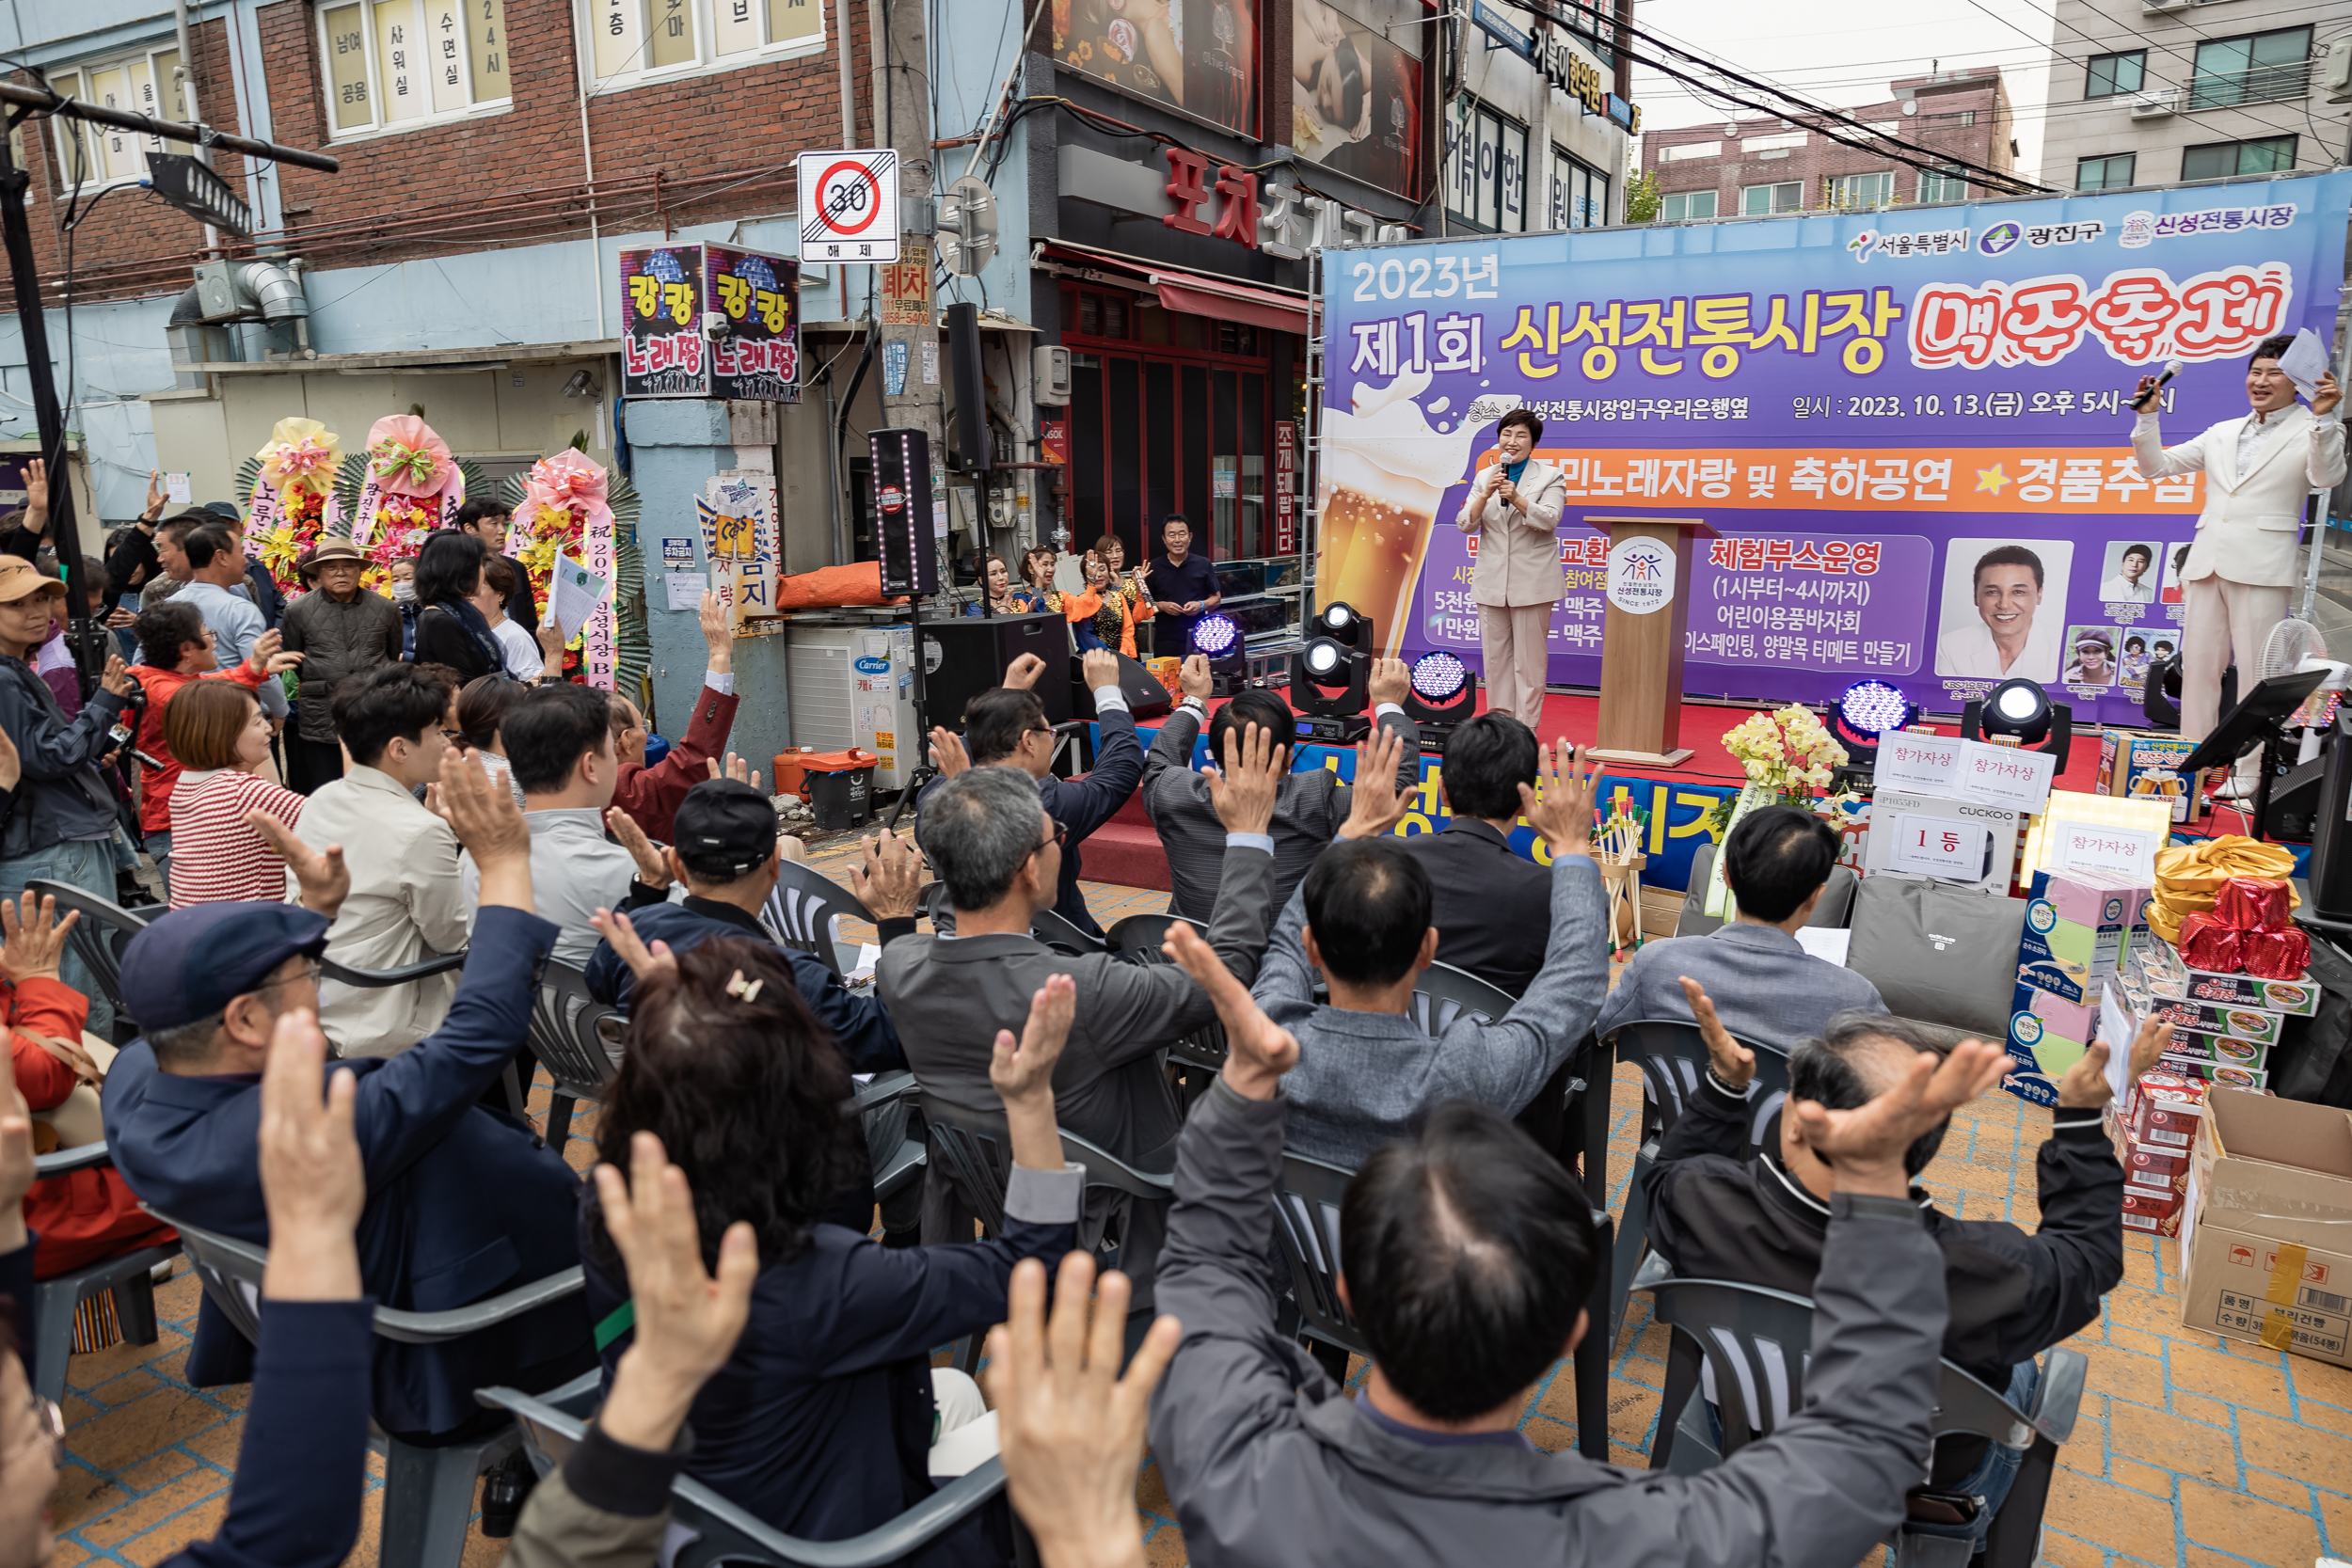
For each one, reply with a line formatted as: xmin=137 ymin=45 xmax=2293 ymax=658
xmin=1062 ymin=548 xmax=1153 ymax=658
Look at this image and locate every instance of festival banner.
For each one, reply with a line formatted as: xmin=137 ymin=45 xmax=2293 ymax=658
xmin=1314 ymin=169 xmax=2352 ymax=724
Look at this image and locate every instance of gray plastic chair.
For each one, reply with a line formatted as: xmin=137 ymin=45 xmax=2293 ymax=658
xmin=154 ymin=1210 xmax=584 ymax=1568
xmin=850 ymin=1071 xmax=926 ymax=1201
xmin=24 ymin=1142 xmax=179 ymax=1406
xmin=477 ymin=1373 xmax=1010 ymax=1568
xmin=524 ymin=962 xmax=624 ymax=1156
xmin=1406 ymin=959 xmax=1515 ymax=1036
xmin=1632 ymin=1253 xmax=2086 ymax=1568
xmin=1596 ymin=1018 xmax=1789 ymax=1344
xmin=760 ymin=862 xmax=880 ymax=979
xmin=26 ymin=879 xmax=146 ymax=1042
xmin=1271 ymin=1147 xmax=1616 ymax=1460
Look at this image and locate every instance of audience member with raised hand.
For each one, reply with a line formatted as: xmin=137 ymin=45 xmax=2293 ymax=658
xmin=0 ymin=890 xmax=175 ymax=1278
xmin=1396 ymin=713 xmax=1556 ymax=996
xmin=989 ymin=1250 xmax=1182 ymax=1568
xmin=582 ymin=779 xmax=909 ymax=1072
xmin=1598 ymin=804 xmax=1883 ymax=1050
xmin=604 ymin=590 xmax=742 ymax=842
xmin=164 ymin=681 xmax=308 ymax=909
xmin=125 ymin=604 xmax=303 ymax=884
xmin=287 ymin=664 xmax=469 ymax=1057
xmin=105 ymin=746 xmax=593 ymax=1439
xmin=246 ymin=811 xmax=349 ymax=919
xmin=884 ymin=723 xmax=1283 ymax=1298
xmin=1645 ymin=996 xmax=2147 ymax=1555
xmin=1141 ymin=652 xmax=1419 ymax=921
xmin=1240 ymin=738 xmax=1606 ymax=1169
xmin=917 ymin=647 xmax=1143 ymax=939
xmin=581 ymin=946 xmax=1085 ymax=1562
xmin=474 ymin=682 xmax=671 ymax=967
xmin=1149 ymin=922 xmax=2005 ymax=1567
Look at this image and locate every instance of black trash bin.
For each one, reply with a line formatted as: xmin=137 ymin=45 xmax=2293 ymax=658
xmin=808 ymin=763 xmax=874 ymax=830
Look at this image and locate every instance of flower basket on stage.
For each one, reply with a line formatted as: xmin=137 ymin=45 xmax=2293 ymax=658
xmin=232 ymin=417 xmax=342 ymax=596
xmin=497 ymin=451 xmax=646 ymax=694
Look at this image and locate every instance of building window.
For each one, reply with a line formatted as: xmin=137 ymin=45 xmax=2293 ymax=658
xmin=1659 ymin=189 xmax=1717 ymax=221
xmin=582 ymin=0 xmax=824 ymax=92
xmin=1445 ymin=97 xmax=1527 ymax=233
xmin=2181 ymin=135 xmax=2296 ymax=181
xmin=2075 ymin=152 xmax=2137 ymax=190
xmin=1916 ymin=166 xmax=1967 ymax=202
xmin=320 ymin=0 xmax=512 ymax=135
xmin=1549 ymin=148 xmax=1610 ymax=229
xmin=1741 ymin=181 xmax=1802 ymax=214
xmin=2085 ymin=50 xmax=2146 ymax=98
xmin=2188 ymin=26 xmax=2312 ymax=110
xmin=46 ymin=47 xmax=191 ymax=187
xmin=1825 ymin=171 xmax=1894 ymax=208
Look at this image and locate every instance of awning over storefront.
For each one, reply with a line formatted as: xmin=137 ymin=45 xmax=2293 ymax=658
xmin=1034 ymin=240 xmax=1316 ymax=338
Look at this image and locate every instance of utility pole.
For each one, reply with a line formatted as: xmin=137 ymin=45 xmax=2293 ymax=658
xmin=867 ymin=0 xmax=947 ymax=605
xmin=0 ymin=79 xmax=335 ymax=689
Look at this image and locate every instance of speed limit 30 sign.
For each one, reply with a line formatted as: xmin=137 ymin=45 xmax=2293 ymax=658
xmin=797 ymin=150 xmax=900 ymax=263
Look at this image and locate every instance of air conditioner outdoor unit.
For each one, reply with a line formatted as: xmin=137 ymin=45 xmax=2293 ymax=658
xmin=2129 ymin=89 xmax=2179 ymax=118
xmin=2140 ymin=0 xmax=2186 ymax=12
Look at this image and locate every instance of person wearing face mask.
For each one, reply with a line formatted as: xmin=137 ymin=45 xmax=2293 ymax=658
xmin=1455 ymin=408 xmax=1566 ymax=724
xmin=162 ymin=682 xmax=305 ymax=909
xmin=389 ymin=557 xmax=421 ymax=659
xmin=2134 ymin=337 xmax=2346 ymax=742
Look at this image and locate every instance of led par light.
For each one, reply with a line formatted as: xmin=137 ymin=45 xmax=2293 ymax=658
xmin=1190 ymin=612 xmax=1249 ymax=695
xmin=1291 ymin=635 xmax=1371 ymax=742
xmin=1961 ymin=677 xmax=2072 ymax=770
xmin=1829 ymin=679 xmax=1919 ymax=759
xmin=1403 ymin=650 xmax=1479 ymax=743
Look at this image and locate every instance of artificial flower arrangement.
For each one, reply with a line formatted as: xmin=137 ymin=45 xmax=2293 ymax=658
xmin=235 ymin=418 xmax=342 ymax=596
xmin=348 ymin=416 xmax=465 ymax=593
xmin=1707 ymin=703 xmax=1851 ymax=833
xmin=494 ymin=445 xmax=648 ymax=692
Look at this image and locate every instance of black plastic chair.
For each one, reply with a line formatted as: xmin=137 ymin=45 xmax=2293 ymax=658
xmin=1028 ymin=907 xmax=1104 ymax=955
xmin=524 ymin=962 xmax=624 ymax=1156
xmin=1104 ymin=911 xmax=1202 ymax=960
xmin=1632 ymin=1254 xmax=2087 ymax=1568
xmin=1105 ymin=913 xmax=1228 ymax=1101
xmin=760 ymin=862 xmax=880 ymax=979
xmin=156 ymin=1210 xmax=584 ymax=1568
xmin=26 ymin=879 xmax=146 ymax=1043
xmin=1271 ymin=1148 xmax=1614 ymax=1461
xmin=24 ymin=1142 xmax=179 ymax=1406
xmin=478 ymin=1371 xmax=1010 ymax=1568
xmin=850 ymin=1071 xmax=926 ymax=1201
xmin=1594 ymin=1018 xmax=1789 ymax=1343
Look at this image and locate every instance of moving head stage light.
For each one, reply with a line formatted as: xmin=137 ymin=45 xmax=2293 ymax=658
xmin=1962 ymin=678 xmax=2073 ymax=771
xmin=1292 ymin=633 xmax=1371 ymax=743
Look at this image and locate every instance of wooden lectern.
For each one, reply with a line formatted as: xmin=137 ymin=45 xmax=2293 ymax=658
xmin=1586 ymin=515 xmax=1718 ymax=768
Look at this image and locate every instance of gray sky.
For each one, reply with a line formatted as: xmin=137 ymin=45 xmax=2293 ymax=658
xmin=1627 ymin=0 xmax=2060 ymax=181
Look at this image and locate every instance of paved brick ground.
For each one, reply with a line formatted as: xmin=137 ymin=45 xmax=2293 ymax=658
xmin=53 ymin=850 xmax=2352 ymax=1568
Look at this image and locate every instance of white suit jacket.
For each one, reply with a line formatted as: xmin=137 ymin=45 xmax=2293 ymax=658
xmin=2133 ymin=405 xmax=2347 ymax=589
xmin=1454 ymin=458 xmax=1567 ymax=608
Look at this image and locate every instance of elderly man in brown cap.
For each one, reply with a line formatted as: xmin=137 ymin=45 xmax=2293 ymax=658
xmin=278 ymin=539 xmax=403 ymax=795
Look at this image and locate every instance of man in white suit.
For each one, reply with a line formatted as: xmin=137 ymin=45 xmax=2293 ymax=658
xmin=1457 ymin=407 xmax=1568 ymax=722
xmin=2134 ymin=335 xmax=2344 ymax=741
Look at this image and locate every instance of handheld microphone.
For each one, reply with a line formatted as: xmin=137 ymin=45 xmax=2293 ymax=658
xmin=2130 ymin=357 xmax=2185 ymax=413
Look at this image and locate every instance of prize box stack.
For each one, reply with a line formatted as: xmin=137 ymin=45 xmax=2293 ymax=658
xmin=2005 ymin=866 xmax=2151 ymax=1109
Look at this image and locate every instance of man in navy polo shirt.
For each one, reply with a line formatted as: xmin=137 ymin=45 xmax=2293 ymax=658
xmin=1149 ymin=515 xmax=1222 ymax=656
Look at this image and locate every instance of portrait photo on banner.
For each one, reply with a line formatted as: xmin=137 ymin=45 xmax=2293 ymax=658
xmin=2097 ymin=538 xmax=2164 ymax=605
xmin=1933 ymin=536 xmax=2074 ymax=684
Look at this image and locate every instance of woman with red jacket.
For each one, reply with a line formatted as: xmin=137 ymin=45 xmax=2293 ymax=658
xmin=127 ymin=600 xmax=302 ymax=884
xmin=0 ymin=890 xmax=174 ymax=1277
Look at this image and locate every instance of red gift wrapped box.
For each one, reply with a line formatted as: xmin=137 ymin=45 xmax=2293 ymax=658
xmin=2176 ymin=911 xmax=2244 ymax=973
xmin=2243 ymin=924 xmax=2310 ymax=981
xmin=2216 ymin=877 xmax=2293 ymax=930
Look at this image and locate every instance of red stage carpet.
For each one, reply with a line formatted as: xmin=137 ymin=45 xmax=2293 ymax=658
xmin=1073 ymin=688 xmax=2114 ymax=895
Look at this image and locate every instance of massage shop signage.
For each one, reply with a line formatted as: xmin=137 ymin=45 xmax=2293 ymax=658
xmin=1315 ymin=168 xmax=2352 ymax=727
xmin=619 ymin=243 xmax=802 ymax=402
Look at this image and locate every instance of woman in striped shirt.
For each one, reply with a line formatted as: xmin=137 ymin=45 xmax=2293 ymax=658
xmin=164 ymin=681 xmax=303 ymax=908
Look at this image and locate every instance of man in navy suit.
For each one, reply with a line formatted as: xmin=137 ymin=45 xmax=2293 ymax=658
xmin=102 ymin=750 xmax=594 ymax=1438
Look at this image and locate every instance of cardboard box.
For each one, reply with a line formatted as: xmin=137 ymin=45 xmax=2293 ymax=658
xmin=2020 ymin=868 xmax=2151 ymax=990
xmin=2097 ymin=730 xmax=2201 ymax=824
xmin=2125 ymin=1133 xmax=2190 ymax=1182
xmin=2130 ymin=937 xmax=2319 ymax=1016
xmin=2130 ymin=1070 xmax=2210 ymax=1149
xmin=2004 ymin=980 xmax=2101 ymax=1104
xmin=2122 ymin=1185 xmax=2185 ymax=1236
xmin=2137 ymin=992 xmax=2285 ymax=1047
xmin=2180 ymin=1090 xmax=2352 ymax=1368
xmin=1861 ymin=788 xmax=2021 ymax=895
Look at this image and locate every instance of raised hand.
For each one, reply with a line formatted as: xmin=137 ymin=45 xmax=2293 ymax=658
xmin=928 ymin=726 xmax=971 ymax=778
xmin=256 ymin=1008 xmax=364 ymax=1300
xmin=605 ymin=805 xmax=672 ymax=886
xmin=698 ymin=590 xmax=734 ymax=674
xmin=1788 ymin=1037 xmax=2009 ymax=1197
xmin=848 ymin=828 xmax=921 ymax=919
xmin=592 ymin=1132 xmax=758 ymax=1453
xmin=1004 ymin=652 xmax=1047 ymax=690
xmin=1366 ymin=657 xmax=1410 ymax=709
xmin=22 ymin=459 xmax=46 ymax=529
xmin=99 ymin=653 xmax=131 ymax=698
xmin=2058 ymin=1017 xmax=2174 ymax=1110
xmin=144 ymin=467 xmax=167 ymax=520
xmin=435 ymin=748 xmax=532 ymax=907
xmin=1517 ymin=740 xmax=1597 ymax=859
xmin=1337 ymin=725 xmax=1409 ymax=841
xmin=1203 ymin=721 xmax=1282 ymax=837
xmin=247 ymin=812 xmax=350 ymax=918
xmin=988 ymin=1251 xmax=1178 ymax=1568
xmin=1164 ymin=921 xmax=1297 ymax=1100
xmin=591 ymin=907 xmax=676 ymax=986
xmin=245 ymin=627 xmax=283 ymax=676
xmin=2315 ymin=372 xmax=2341 ymax=419
xmin=1179 ymin=654 xmax=1212 ymax=701
xmin=0 ymin=891 xmax=77 ymax=987
xmin=1081 ymin=648 xmax=1120 ymax=691
xmin=1679 ymin=976 xmax=1755 ymax=1091
xmin=705 ymin=752 xmax=760 ymax=791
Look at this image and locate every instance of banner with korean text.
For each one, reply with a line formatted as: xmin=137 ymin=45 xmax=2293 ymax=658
xmin=1314 ymin=169 xmax=2352 ymax=723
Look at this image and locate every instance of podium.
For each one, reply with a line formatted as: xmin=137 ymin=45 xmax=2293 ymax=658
xmin=1586 ymin=515 xmax=1718 ymax=768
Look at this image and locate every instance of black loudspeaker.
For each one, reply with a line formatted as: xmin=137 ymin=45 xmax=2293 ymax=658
xmin=1098 ymin=652 xmax=1173 ymax=721
xmin=871 ymin=427 xmax=939 ymax=597
xmin=946 ymin=302 xmax=992 ymax=474
xmin=2306 ymin=712 xmax=2352 ymax=930
xmin=922 ymin=614 xmax=1073 ymax=728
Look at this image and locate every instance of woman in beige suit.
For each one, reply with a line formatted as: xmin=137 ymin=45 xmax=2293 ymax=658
xmin=1455 ymin=407 xmax=1567 ymax=721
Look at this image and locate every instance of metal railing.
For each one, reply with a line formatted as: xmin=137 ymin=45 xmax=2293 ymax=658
xmin=2186 ymin=58 xmax=2311 ymax=110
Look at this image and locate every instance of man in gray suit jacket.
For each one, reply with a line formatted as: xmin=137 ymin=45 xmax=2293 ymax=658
xmin=1258 ymin=735 xmax=1608 ymax=1170
xmin=882 ymin=722 xmax=1286 ymax=1300
xmin=1136 ymin=917 xmax=2012 ymax=1568
xmin=1142 ymin=654 xmax=1420 ymax=922
xmin=1597 ymin=804 xmax=1883 ymax=1052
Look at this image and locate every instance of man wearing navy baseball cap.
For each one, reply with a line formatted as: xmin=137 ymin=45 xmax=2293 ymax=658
xmin=101 ymin=750 xmax=593 ymax=1438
